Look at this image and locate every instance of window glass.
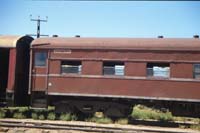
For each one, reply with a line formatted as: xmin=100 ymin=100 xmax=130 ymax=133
xmin=147 ymin=63 xmax=170 ymax=78
xmin=115 ymin=65 xmax=125 ymax=76
xmin=194 ymin=64 xmax=200 ymax=79
xmin=61 ymin=61 xmax=82 ymax=74
xmin=34 ymin=52 xmax=47 ymax=67
xmin=103 ymin=62 xmax=124 ymax=76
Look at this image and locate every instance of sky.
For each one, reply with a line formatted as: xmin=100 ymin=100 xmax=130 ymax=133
xmin=0 ymin=0 xmax=200 ymax=38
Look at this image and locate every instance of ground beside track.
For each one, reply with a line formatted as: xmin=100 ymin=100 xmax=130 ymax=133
xmin=0 ymin=118 xmax=199 ymax=133
xmin=0 ymin=127 xmax=90 ymax=133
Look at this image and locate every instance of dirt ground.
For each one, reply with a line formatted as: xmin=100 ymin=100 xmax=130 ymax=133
xmin=0 ymin=127 xmax=95 ymax=133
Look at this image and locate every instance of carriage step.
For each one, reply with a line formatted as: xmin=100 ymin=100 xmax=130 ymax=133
xmin=31 ymin=99 xmax=47 ymax=108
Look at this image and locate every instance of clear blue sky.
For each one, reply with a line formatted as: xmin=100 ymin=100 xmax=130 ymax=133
xmin=0 ymin=0 xmax=200 ymax=38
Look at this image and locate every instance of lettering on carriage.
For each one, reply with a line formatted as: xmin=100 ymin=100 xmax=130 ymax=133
xmin=53 ymin=49 xmax=72 ymax=54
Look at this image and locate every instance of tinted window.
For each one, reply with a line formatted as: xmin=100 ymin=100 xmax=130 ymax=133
xmin=34 ymin=52 xmax=47 ymax=67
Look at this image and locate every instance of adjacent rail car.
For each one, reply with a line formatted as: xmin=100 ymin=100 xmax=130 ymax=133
xmin=0 ymin=35 xmax=33 ymax=106
xmin=30 ymin=37 xmax=200 ymax=117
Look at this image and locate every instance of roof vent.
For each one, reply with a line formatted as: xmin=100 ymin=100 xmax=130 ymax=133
xmin=75 ymin=35 xmax=80 ymax=38
xmin=193 ymin=35 xmax=199 ymax=39
xmin=52 ymin=35 xmax=58 ymax=37
xmin=158 ymin=35 xmax=164 ymax=38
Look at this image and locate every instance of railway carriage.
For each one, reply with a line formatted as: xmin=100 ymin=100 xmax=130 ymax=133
xmin=0 ymin=35 xmax=33 ymax=106
xmin=30 ymin=36 xmax=200 ymax=117
xmin=0 ymin=35 xmax=200 ymax=117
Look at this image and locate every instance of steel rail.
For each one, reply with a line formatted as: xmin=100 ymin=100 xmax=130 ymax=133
xmin=0 ymin=119 xmax=198 ymax=133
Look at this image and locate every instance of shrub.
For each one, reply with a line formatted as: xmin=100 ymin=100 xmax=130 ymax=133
xmin=87 ymin=116 xmax=113 ymax=124
xmin=0 ymin=109 xmax=6 ymax=118
xmin=95 ymin=117 xmax=113 ymax=124
xmin=48 ymin=106 xmax=55 ymax=112
xmin=190 ymin=124 xmax=200 ymax=131
xmin=13 ymin=112 xmax=26 ymax=119
xmin=18 ymin=107 xmax=29 ymax=113
xmin=31 ymin=108 xmax=47 ymax=120
xmin=32 ymin=109 xmax=45 ymax=114
xmin=131 ymin=105 xmax=173 ymax=121
xmin=94 ymin=112 xmax=104 ymax=118
xmin=131 ymin=107 xmax=146 ymax=119
xmin=7 ymin=107 xmax=18 ymax=117
xmin=99 ymin=117 xmax=112 ymax=124
xmin=47 ymin=112 xmax=56 ymax=120
xmin=115 ymin=118 xmax=128 ymax=125
xmin=158 ymin=111 xmax=173 ymax=121
xmin=71 ymin=114 xmax=78 ymax=121
xmin=6 ymin=107 xmax=30 ymax=119
xmin=38 ymin=114 xmax=45 ymax=120
xmin=31 ymin=112 xmax=38 ymax=120
xmin=59 ymin=113 xmax=72 ymax=121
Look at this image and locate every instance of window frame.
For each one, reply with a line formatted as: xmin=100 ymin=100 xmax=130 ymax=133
xmin=61 ymin=60 xmax=82 ymax=75
xmin=34 ymin=51 xmax=47 ymax=67
xmin=103 ymin=61 xmax=125 ymax=76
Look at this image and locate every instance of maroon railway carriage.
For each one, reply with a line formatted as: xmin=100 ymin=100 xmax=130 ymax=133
xmin=30 ymin=37 xmax=200 ymax=117
xmin=0 ymin=35 xmax=33 ymax=106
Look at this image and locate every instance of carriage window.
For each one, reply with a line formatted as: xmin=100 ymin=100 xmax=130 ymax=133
xmin=61 ymin=61 xmax=82 ymax=74
xmin=194 ymin=64 xmax=200 ymax=79
xmin=34 ymin=52 xmax=47 ymax=67
xmin=103 ymin=62 xmax=124 ymax=76
xmin=147 ymin=63 xmax=170 ymax=78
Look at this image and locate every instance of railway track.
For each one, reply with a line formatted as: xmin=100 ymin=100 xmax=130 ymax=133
xmin=0 ymin=119 xmax=198 ymax=133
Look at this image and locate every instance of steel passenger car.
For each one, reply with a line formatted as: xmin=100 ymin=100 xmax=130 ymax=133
xmin=29 ymin=36 xmax=200 ymax=117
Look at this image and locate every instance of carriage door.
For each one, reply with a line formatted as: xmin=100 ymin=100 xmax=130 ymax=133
xmin=31 ymin=51 xmax=49 ymax=108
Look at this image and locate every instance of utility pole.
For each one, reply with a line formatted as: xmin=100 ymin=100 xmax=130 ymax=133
xmin=28 ymin=15 xmax=48 ymax=38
